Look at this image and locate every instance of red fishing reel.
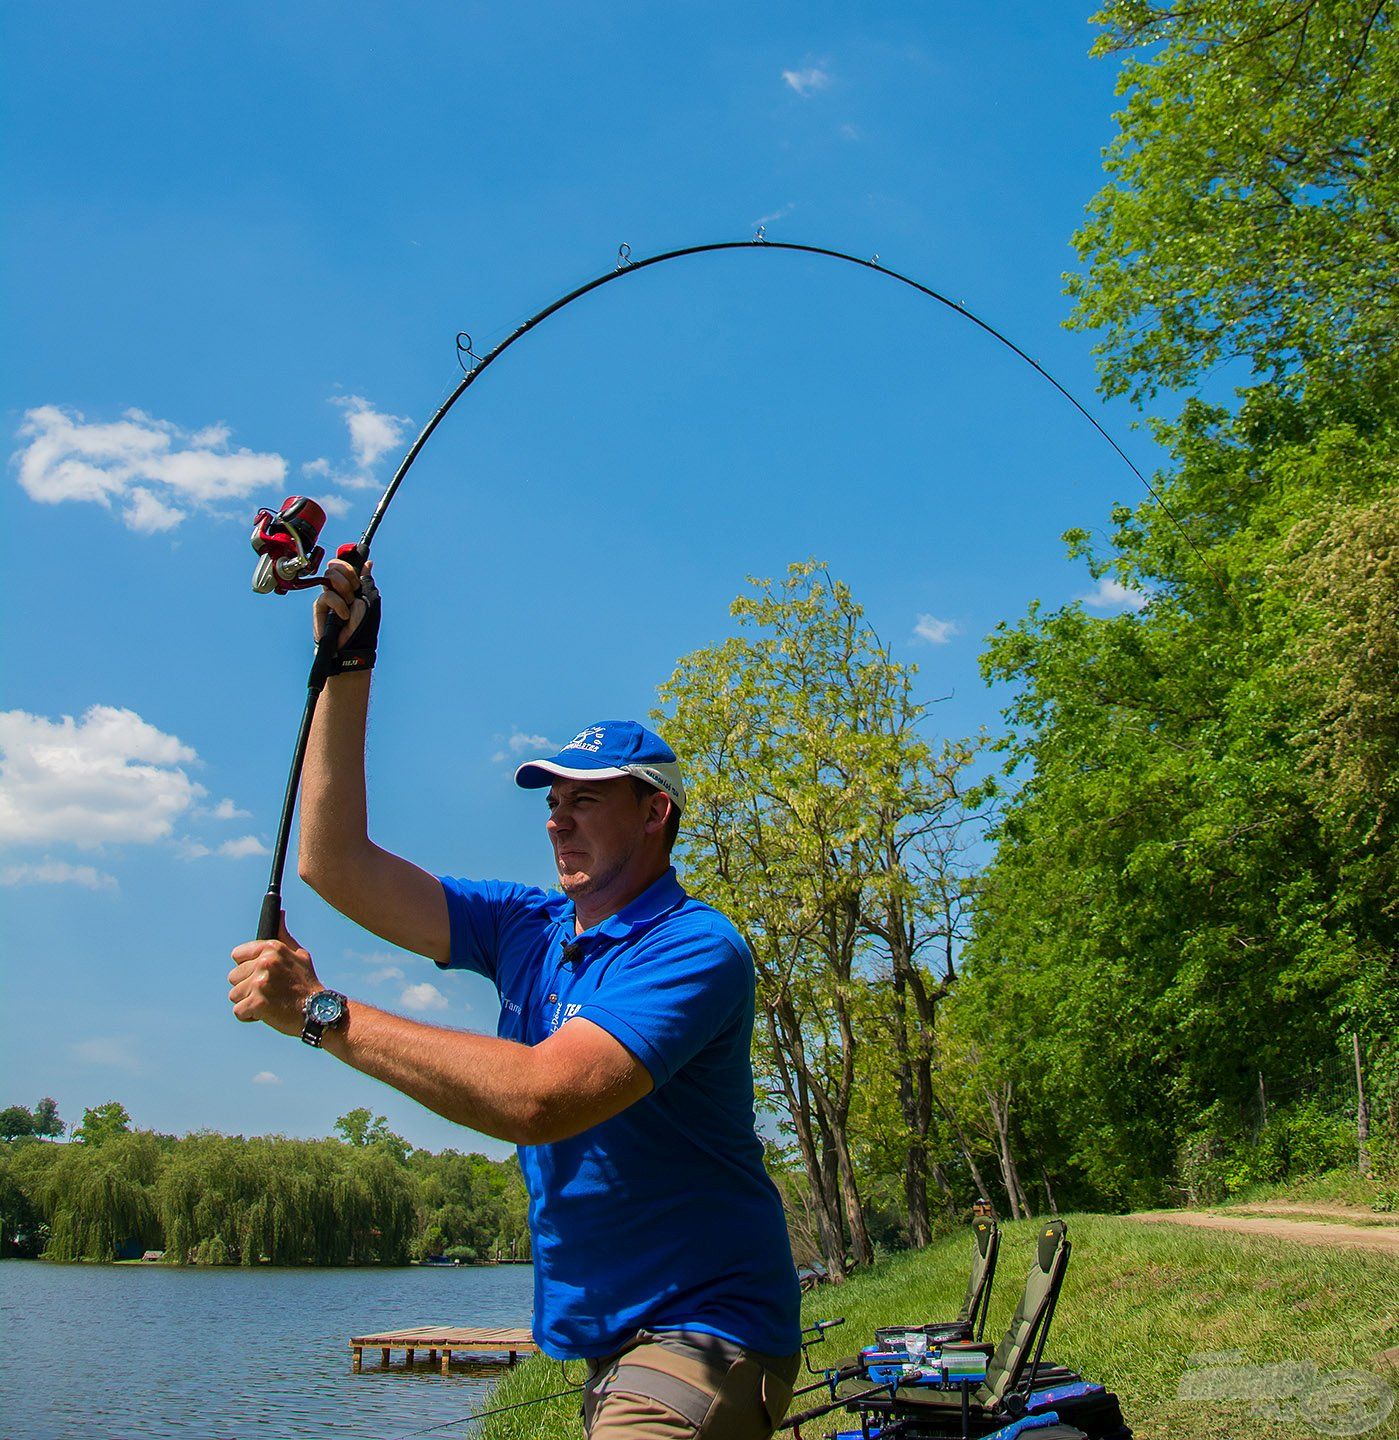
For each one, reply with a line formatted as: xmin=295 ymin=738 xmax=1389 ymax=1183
xmin=250 ymin=496 xmax=327 ymax=594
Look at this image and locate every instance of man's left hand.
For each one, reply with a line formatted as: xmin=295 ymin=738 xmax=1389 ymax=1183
xmin=228 ymin=918 xmax=321 ymax=1037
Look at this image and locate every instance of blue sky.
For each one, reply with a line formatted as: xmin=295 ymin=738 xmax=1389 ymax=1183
xmin=1 ymin=3 xmax=1158 ymax=1158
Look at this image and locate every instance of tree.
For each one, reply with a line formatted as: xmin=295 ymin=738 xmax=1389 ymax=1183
xmin=333 ymin=1108 xmax=379 ymax=1146
xmin=333 ymin=1108 xmax=408 ymax=1160
xmin=1068 ymin=0 xmax=1398 ymax=403
xmin=74 ymin=1102 xmax=132 ymax=1147
xmin=43 ymin=1131 xmax=162 ymax=1261
xmin=959 ymin=374 xmax=1399 ymax=1203
xmin=658 ymin=562 xmax=981 ymax=1270
xmin=32 ymin=1097 xmax=64 ymax=1138
xmin=0 ymin=1106 xmax=35 ymax=1140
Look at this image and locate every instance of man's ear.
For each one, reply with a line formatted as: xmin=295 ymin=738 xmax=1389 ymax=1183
xmin=643 ymin=791 xmax=672 ymax=836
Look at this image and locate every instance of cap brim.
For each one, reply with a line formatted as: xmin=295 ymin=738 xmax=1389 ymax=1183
xmin=514 ymin=759 xmax=631 ymax=789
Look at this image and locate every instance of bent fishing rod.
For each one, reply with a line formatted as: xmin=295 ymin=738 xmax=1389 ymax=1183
xmin=246 ymin=232 xmax=1226 ymax=942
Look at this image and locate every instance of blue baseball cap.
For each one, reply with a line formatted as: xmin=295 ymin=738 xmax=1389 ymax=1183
xmin=514 ymin=720 xmax=686 ymax=814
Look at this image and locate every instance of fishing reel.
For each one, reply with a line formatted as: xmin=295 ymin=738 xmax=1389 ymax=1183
xmin=250 ymin=496 xmax=328 ymax=594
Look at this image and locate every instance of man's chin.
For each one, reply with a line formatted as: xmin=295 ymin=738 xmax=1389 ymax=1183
xmin=558 ymin=871 xmax=595 ymax=898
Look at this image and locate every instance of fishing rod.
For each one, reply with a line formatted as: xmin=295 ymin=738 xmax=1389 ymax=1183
xmin=246 ymin=231 xmax=1226 ymax=942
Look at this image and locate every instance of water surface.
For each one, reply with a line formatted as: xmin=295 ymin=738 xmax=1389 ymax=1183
xmin=0 ymin=1260 xmax=542 ymax=1439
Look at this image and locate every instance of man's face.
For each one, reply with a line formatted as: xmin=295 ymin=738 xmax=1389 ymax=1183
xmin=546 ymin=777 xmax=652 ymax=900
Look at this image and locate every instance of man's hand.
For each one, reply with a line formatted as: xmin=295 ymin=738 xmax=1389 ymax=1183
xmin=228 ymin=918 xmax=322 ymax=1037
xmin=314 ymin=556 xmax=376 ymax=648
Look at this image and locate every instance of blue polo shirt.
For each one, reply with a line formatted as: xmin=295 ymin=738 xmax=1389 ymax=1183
xmin=436 ymin=866 xmax=801 ymax=1360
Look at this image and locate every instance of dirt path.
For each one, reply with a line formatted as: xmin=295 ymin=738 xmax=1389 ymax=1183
xmin=1227 ymin=1199 xmax=1399 ymax=1225
xmin=1130 ymin=1208 xmax=1399 ymax=1254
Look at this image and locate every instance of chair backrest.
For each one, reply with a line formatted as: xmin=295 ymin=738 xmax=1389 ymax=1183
xmin=957 ymin=1216 xmax=1000 ymax=1339
xmin=980 ymin=1219 xmax=1070 ymax=1406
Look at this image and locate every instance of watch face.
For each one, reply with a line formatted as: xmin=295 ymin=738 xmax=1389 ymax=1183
xmin=308 ymin=992 xmax=344 ymax=1025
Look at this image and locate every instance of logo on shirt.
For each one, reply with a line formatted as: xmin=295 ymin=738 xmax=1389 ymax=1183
xmin=502 ymin=998 xmax=522 ymax=1016
xmin=562 ymin=726 xmax=607 ymax=754
xmin=547 ymin=1000 xmax=584 ymax=1034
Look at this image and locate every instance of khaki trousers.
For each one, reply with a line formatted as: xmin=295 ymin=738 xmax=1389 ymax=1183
xmin=582 ymin=1330 xmax=800 ymax=1440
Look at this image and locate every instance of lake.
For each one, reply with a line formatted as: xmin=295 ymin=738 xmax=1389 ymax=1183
xmin=0 ymin=1260 xmax=540 ymax=1439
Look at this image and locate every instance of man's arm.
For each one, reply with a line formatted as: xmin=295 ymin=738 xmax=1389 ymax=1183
xmin=229 ymin=924 xmax=653 ymax=1145
xmin=298 ymin=562 xmax=450 ymax=964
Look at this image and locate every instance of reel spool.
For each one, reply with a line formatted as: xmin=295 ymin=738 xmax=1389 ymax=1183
xmin=250 ymin=496 xmax=327 ymax=594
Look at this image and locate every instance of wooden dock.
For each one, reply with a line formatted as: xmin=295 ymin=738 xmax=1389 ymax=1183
xmin=349 ymin=1325 xmax=538 ymax=1375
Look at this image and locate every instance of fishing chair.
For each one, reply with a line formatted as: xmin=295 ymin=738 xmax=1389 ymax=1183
xmin=875 ymin=1217 xmax=1000 ymax=1350
xmin=837 ymin=1220 xmax=1130 ymax=1439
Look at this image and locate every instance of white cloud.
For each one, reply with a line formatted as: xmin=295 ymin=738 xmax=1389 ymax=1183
xmin=0 ymin=706 xmax=203 ymax=848
xmin=178 ymin=833 xmax=269 ymax=861
xmin=913 ymin=614 xmax=960 ymax=645
xmin=0 ymin=859 xmax=117 ymax=890
xmin=332 ymin=395 xmax=409 ymax=473
xmin=252 ymin=1071 xmax=282 ymax=1086
xmin=12 ymin=406 xmax=285 ymax=531
xmin=754 ymin=203 xmax=795 ymax=228
xmin=209 ymin=798 xmax=250 ymax=821
xmin=124 ymin=486 xmax=184 ymax=533
xmin=346 ymin=947 xmax=413 ymax=977
xmin=302 ymin=396 xmax=411 ymax=501
xmin=492 ymin=730 xmax=554 ymax=764
xmin=782 ymin=65 xmax=831 ymax=96
xmin=840 ymin=123 xmax=862 ymax=141
xmin=69 ymin=1036 xmax=144 ymax=1073
xmin=400 ymin=982 xmax=450 ymax=1013
xmin=1080 ymin=577 xmax=1148 ymax=612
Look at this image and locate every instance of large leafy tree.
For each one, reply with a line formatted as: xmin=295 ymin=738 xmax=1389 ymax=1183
xmin=1068 ymin=0 xmax=1397 ymax=403
xmin=957 ymin=0 xmax=1399 ymax=1204
xmin=964 ymin=378 xmax=1397 ymax=1202
xmin=658 ymin=563 xmax=982 ymax=1268
xmin=74 ymin=1101 xmax=133 ymax=1147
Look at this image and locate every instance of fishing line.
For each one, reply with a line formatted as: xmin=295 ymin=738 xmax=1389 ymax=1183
xmin=250 ymin=232 xmax=1238 ymax=947
xmin=385 ymin=1371 xmax=582 ymax=1438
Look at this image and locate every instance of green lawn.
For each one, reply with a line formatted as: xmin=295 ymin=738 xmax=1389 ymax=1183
xmin=476 ymin=1215 xmax=1399 ymax=1440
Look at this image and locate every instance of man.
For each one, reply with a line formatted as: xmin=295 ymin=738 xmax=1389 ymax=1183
xmin=228 ymin=560 xmax=802 ymax=1439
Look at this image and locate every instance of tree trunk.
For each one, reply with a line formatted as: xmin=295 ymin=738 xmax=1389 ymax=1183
xmin=1040 ymin=1162 xmax=1059 ymax=1217
xmin=932 ymin=1091 xmax=993 ymax=1207
xmin=833 ymin=1130 xmax=871 ymax=1269
xmin=890 ymin=969 xmax=933 ymax=1247
xmin=985 ymin=1082 xmax=1031 ymax=1220
xmin=765 ymin=1004 xmax=847 ymax=1279
xmin=1353 ymin=1033 xmax=1371 ymax=1177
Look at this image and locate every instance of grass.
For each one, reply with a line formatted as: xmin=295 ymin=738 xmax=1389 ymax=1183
xmin=1218 ymin=1207 xmax=1399 ymax=1228
xmin=1224 ymin=1167 xmax=1398 ymax=1211
xmin=474 ymin=1215 xmax=1399 ymax=1440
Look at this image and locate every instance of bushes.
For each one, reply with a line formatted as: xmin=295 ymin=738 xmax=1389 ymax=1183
xmin=1178 ymin=1098 xmax=1359 ymax=1205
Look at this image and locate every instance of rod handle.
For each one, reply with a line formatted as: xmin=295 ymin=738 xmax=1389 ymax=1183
xmin=256 ymin=890 xmax=282 ymax=942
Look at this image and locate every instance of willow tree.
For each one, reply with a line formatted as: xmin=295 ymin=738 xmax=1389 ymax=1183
xmin=659 ymin=562 xmax=979 ymax=1272
xmin=43 ymin=1131 xmax=161 ymax=1261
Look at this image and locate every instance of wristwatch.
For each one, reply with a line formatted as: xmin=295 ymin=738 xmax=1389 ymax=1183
xmin=300 ymin=990 xmax=348 ymax=1048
